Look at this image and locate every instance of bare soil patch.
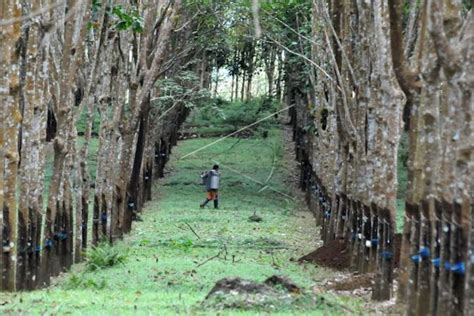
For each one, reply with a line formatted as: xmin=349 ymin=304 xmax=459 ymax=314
xmin=298 ymin=238 xmax=350 ymax=271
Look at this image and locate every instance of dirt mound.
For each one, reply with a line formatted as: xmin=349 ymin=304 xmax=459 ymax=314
xmin=299 ymin=234 xmax=402 ymax=271
xmin=298 ymin=238 xmax=350 ymax=270
xmin=205 ymin=278 xmax=274 ymax=298
xmin=203 ymin=276 xmax=302 ymax=309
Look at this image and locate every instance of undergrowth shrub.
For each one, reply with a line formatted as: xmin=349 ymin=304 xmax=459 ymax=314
xmin=85 ymin=243 xmax=128 ymax=271
xmin=155 ymin=238 xmax=195 ymax=252
xmin=63 ymin=273 xmax=108 ymax=290
xmin=171 ymin=238 xmax=194 ymax=252
xmin=192 ymin=96 xmax=280 ymax=132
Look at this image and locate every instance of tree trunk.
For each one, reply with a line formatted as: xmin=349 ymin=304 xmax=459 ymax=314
xmin=275 ymin=52 xmax=283 ymax=102
xmin=17 ymin=1 xmax=48 ymax=287
xmin=1 ymin=0 xmax=22 ymax=291
xmin=127 ymin=101 xmax=151 ymax=225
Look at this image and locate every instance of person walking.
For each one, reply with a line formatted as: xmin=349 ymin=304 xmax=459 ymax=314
xmin=200 ymin=164 xmax=220 ymax=209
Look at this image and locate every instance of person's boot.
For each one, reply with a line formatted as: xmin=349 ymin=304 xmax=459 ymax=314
xmin=214 ymin=199 xmax=219 ymax=209
xmin=200 ymin=199 xmax=209 ymax=208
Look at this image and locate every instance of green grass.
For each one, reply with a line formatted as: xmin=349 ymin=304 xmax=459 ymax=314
xmin=395 ymin=132 xmax=408 ymax=232
xmin=190 ymin=96 xmax=409 ymax=233
xmin=0 ymin=129 xmax=365 ymax=315
xmin=396 ymin=199 xmax=405 ymax=233
xmin=76 ymin=108 xmax=101 ymax=136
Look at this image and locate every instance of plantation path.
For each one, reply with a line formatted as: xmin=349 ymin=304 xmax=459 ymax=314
xmin=1 ymin=130 xmax=369 ymax=315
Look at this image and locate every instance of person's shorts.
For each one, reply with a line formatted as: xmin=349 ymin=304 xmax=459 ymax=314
xmin=207 ymin=189 xmax=218 ymax=200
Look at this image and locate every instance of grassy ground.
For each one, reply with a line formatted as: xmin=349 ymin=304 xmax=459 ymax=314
xmin=0 ymin=129 xmax=365 ymax=315
xmin=189 ymin=97 xmax=408 ymax=233
xmin=395 ymin=131 xmax=409 ymax=232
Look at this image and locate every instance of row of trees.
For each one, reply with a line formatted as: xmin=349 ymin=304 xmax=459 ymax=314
xmin=287 ymin=0 xmax=403 ymax=300
xmin=288 ymin=0 xmax=474 ymax=315
xmin=0 ymin=0 xmax=222 ymax=291
xmin=0 ymin=3 xmax=472 ymax=316
xmin=273 ymin=0 xmax=472 ymax=314
xmin=151 ymin=1 xmax=472 ymax=312
xmin=189 ymin=1 xmax=289 ymax=102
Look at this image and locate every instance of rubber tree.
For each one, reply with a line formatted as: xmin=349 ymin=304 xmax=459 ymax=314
xmin=41 ymin=0 xmax=92 ymax=282
xmin=0 ymin=0 xmax=22 ymax=291
xmin=389 ymin=1 xmax=473 ymax=314
xmin=16 ymin=0 xmax=52 ymax=289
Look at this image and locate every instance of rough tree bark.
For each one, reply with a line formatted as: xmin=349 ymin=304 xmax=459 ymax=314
xmin=0 ymin=0 xmax=22 ymax=291
xmin=17 ymin=0 xmax=49 ymax=289
xmin=43 ymin=0 xmax=90 ymax=282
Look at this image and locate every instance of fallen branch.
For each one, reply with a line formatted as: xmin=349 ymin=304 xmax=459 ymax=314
xmin=174 ymin=224 xmax=187 ymax=232
xmin=195 ymin=243 xmax=228 ymax=269
xmin=184 ymin=222 xmax=201 ymax=240
xmin=196 ymin=251 xmax=222 ymax=268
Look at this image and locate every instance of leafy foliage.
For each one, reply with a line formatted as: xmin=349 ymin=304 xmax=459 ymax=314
xmin=153 ymin=71 xmax=210 ymax=111
xmin=85 ymin=243 xmax=128 ymax=272
xmin=111 ymin=5 xmax=144 ymax=33
xmin=170 ymin=238 xmax=195 ymax=252
xmin=88 ymin=2 xmax=144 ymax=32
xmin=192 ymin=96 xmax=280 ymax=133
xmin=64 ymin=273 xmax=108 ymax=290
